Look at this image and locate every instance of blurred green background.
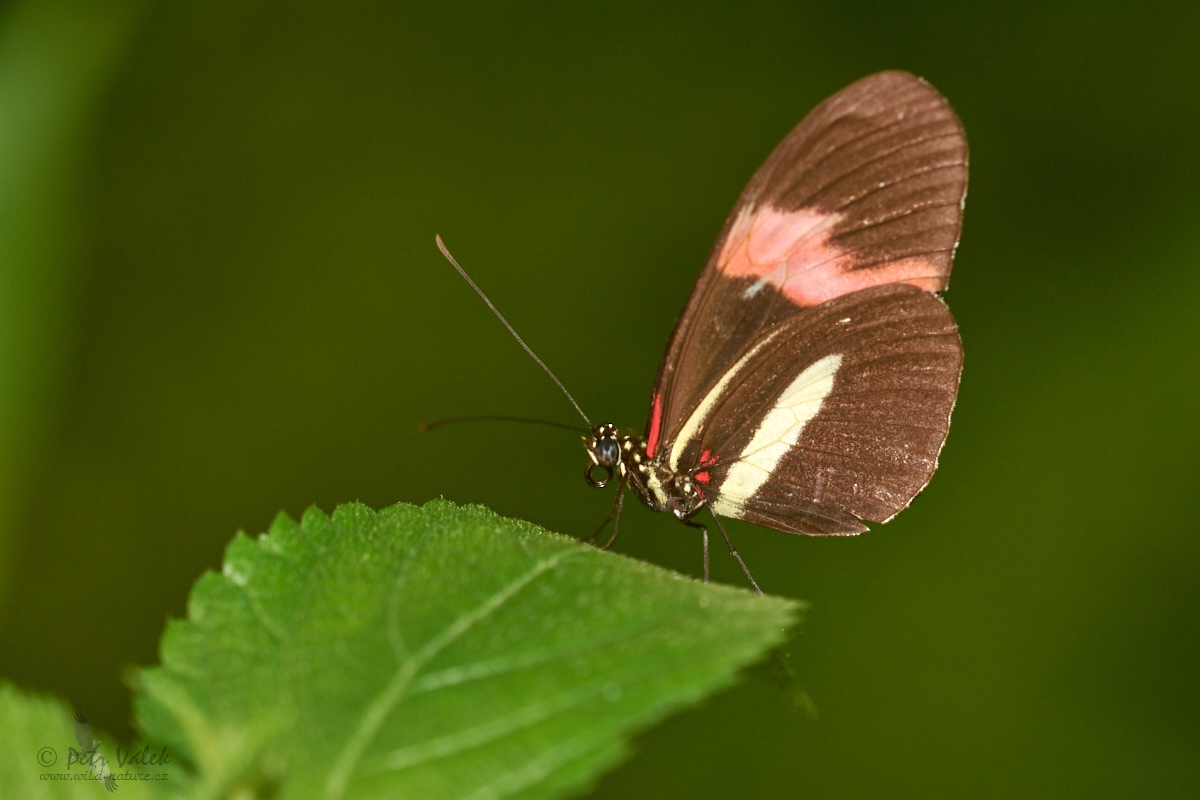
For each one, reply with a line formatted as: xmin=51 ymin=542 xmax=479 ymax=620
xmin=1 ymin=1 xmax=1197 ymax=797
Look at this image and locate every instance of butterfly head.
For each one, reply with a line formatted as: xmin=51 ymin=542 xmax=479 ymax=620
xmin=583 ymin=423 xmax=622 ymax=488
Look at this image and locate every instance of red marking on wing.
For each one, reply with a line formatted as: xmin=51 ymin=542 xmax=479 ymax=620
xmin=696 ymin=486 xmax=706 ymax=500
xmin=699 ymin=449 xmax=718 ymax=467
xmin=718 ymin=206 xmax=942 ymax=306
xmin=646 ymin=392 xmax=663 ymax=458
xmin=694 ymin=470 xmax=711 ymax=484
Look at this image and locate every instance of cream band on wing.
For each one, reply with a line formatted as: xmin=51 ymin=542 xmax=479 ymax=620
xmin=718 ymin=205 xmax=942 ymax=306
xmin=668 ymin=329 xmax=782 ymax=472
xmin=711 ymin=354 xmax=842 ymax=519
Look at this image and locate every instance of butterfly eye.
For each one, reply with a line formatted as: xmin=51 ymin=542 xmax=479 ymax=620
xmin=595 ymin=437 xmax=621 ymax=467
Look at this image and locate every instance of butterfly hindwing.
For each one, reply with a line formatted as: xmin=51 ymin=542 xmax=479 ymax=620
xmin=676 ymin=284 xmax=962 ymax=534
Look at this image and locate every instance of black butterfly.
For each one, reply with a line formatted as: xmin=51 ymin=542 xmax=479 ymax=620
xmin=435 ymin=71 xmax=966 ymax=592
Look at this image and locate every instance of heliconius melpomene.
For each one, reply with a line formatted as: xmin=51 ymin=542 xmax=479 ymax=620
xmin=433 ymin=71 xmax=966 ymax=593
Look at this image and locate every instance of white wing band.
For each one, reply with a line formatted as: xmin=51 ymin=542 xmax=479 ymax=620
xmin=668 ymin=329 xmax=781 ymax=472
xmin=711 ymin=354 xmax=842 ymax=518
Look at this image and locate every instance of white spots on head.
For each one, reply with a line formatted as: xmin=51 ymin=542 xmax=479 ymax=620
xmin=711 ymin=354 xmax=843 ymax=519
xmin=669 ymin=329 xmax=782 ymax=472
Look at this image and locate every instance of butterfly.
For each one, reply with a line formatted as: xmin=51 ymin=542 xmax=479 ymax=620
xmin=435 ymin=71 xmax=966 ymax=592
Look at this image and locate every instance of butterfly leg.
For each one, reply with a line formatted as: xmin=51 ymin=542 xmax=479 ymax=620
xmin=711 ymin=511 xmax=763 ymax=595
xmin=679 ymin=518 xmax=710 ymax=582
xmin=580 ymin=474 xmax=626 ymax=545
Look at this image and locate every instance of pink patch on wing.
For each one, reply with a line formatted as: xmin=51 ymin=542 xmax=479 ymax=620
xmin=717 ymin=205 xmax=942 ymax=306
xmin=694 ymin=470 xmax=711 ymax=484
xmin=646 ymin=392 xmax=663 ymax=458
xmin=699 ymin=449 xmax=718 ymax=467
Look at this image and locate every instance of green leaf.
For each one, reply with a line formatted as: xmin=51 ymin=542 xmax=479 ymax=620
xmin=0 ymin=682 xmax=174 ymax=799
xmin=132 ymin=500 xmax=800 ymax=800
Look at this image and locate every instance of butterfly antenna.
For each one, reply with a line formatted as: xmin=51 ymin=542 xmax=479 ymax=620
xmin=419 ymin=414 xmax=588 ymax=434
xmin=435 ymin=235 xmax=592 ymax=427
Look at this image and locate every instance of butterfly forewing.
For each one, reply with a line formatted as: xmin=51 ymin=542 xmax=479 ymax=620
xmin=646 ymin=71 xmax=967 ymax=535
xmin=648 ymin=72 xmax=966 ymax=454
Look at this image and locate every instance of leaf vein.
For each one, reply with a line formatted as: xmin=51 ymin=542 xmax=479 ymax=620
xmin=323 ymin=547 xmax=579 ymax=799
xmin=367 ymin=683 xmax=603 ymax=774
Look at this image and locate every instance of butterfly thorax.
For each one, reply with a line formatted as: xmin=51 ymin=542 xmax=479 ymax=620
xmin=584 ymin=423 xmax=706 ymax=520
